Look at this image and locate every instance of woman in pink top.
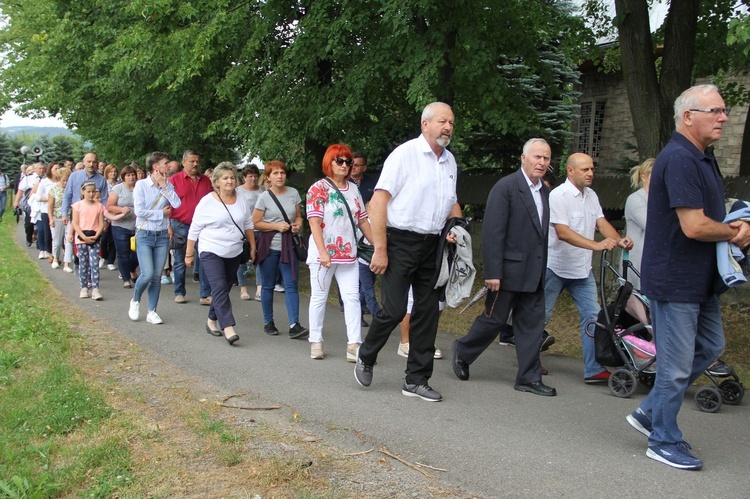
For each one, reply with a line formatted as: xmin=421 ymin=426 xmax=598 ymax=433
xmin=71 ymin=181 xmax=106 ymax=300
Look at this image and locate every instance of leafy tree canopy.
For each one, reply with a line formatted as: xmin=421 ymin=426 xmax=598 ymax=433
xmin=1 ymin=0 xmax=590 ymax=172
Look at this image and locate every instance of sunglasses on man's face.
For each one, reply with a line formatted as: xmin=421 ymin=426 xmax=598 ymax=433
xmin=334 ymin=158 xmax=353 ymax=167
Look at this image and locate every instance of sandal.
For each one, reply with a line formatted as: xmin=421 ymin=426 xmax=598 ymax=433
xmin=240 ymin=291 xmax=251 ymax=301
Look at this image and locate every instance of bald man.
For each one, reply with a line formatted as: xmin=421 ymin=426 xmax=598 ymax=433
xmin=544 ymin=153 xmax=632 ymax=384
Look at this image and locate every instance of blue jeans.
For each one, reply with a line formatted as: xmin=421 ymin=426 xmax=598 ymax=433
xmin=0 ymin=191 xmax=7 ymax=220
xmin=639 ymin=297 xmax=724 ymax=446
xmin=259 ymin=249 xmax=299 ymax=326
xmin=544 ymin=269 xmax=605 ymax=377
xmin=359 ymin=261 xmax=380 ymax=315
xmin=133 ymin=229 xmax=169 ymax=312
xmin=242 ymin=230 xmax=262 ymax=287
xmin=111 ymin=225 xmax=138 ymax=284
xmin=171 ymin=219 xmax=210 ymax=298
xmin=236 ymin=262 xmax=262 ymax=287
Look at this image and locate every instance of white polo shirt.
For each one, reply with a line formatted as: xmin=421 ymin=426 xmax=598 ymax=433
xmin=376 ymin=134 xmax=457 ymax=235
xmin=547 ymin=178 xmax=604 ymax=279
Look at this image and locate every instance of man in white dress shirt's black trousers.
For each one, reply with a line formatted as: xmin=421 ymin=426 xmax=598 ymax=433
xmin=354 ymin=102 xmax=462 ymax=402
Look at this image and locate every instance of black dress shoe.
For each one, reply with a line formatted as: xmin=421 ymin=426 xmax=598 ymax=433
xmin=514 ymin=381 xmax=557 ymax=397
xmin=205 ymin=324 xmax=222 ymax=337
xmin=224 ymin=333 xmax=239 ymax=345
xmin=452 ymin=340 xmax=470 ymax=381
xmin=541 ymin=330 xmax=556 ymax=352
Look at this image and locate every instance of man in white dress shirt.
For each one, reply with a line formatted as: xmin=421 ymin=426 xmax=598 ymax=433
xmin=544 ymin=153 xmax=632 ymax=384
xmin=354 ymin=102 xmax=462 ymax=402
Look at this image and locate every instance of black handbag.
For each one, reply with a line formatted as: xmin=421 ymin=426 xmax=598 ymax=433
xmin=323 ymin=178 xmax=371 ymax=263
xmin=267 ymin=190 xmax=307 ymax=261
xmin=169 ymin=232 xmax=187 ymax=250
xmin=217 ymin=193 xmax=252 ymax=265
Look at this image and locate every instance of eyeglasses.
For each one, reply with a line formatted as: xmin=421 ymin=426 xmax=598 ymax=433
xmin=334 ymin=158 xmax=353 ymax=167
xmin=689 ymin=108 xmax=731 ymax=116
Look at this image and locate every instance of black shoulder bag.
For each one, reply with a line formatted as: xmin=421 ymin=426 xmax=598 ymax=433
xmin=267 ymin=190 xmax=307 ymax=261
xmin=218 ymin=193 xmax=252 ymax=264
xmin=323 ymin=178 xmax=373 ymax=263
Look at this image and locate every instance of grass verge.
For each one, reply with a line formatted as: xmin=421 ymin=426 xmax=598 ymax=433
xmin=0 ymin=219 xmax=461 ymax=497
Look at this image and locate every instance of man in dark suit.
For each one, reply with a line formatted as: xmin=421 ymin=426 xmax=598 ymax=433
xmin=452 ymin=138 xmax=556 ymax=396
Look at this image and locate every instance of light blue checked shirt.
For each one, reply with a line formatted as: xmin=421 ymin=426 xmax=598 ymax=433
xmin=133 ymin=175 xmax=181 ymax=231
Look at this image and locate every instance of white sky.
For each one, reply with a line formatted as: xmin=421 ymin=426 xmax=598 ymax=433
xmin=0 ymin=107 xmax=66 ymax=128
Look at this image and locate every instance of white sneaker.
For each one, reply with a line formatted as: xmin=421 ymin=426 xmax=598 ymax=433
xmin=98 ymin=259 xmax=105 ymax=269
xmin=128 ymin=300 xmax=140 ymax=321
xmin=310 ymin=341 xmax=324 ymax=359
xmin=146 ymin=311 xmax=163 ymax=325
xmin=63 ymin=266 xmax=73 ymax=273
xmin=274 ymin=284 xmax=285 ymax=293
xmin=79 ymin=288 xmax=89 ymax=299
xmin=91 ymin=289 xmax=103 ymax=301
xmin=397 ymin=342 xmax=409 ymax=358
xmin=434 ymin=347 xmax=443 ymax=359
xmin=51 ymin=261 xmax=60 ymax=269
xmin=107 ymin=264 xmax=117 ymax=271
xmin=39 ymin=251 xmax=47 ymax=259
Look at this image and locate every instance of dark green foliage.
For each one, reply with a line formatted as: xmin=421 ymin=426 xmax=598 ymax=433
xmin=1 ymin=0 xmax=589 ymax=171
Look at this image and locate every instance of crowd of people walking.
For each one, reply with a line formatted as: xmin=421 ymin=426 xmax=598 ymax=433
xmin=9 ymin=92 xmax=747 ymax=474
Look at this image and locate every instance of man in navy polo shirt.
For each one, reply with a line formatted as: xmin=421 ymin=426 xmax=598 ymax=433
xmin=625 ymin=85 xmax=750 ymax=470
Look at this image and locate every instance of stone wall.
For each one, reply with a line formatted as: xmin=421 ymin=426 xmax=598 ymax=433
xmin=574 ymin=72 xmax=749 ymax=176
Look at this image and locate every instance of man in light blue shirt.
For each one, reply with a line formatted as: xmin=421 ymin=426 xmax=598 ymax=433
xmin=61 ymin=152 xmax=108 ymax=223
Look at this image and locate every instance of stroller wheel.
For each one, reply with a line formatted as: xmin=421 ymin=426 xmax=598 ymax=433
xmin=694 ymin=386 xmax=722 ymax=413
xmin=608 ymin=369 xmax=637 ymax=398
xmin=719 ymin=380 xmax=745 ymax=406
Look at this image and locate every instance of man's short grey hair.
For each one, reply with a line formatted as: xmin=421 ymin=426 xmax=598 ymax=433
xmin=182 ymin=150 xmax=200 ymax=162
xmin=522 ymin=138 xmax=549 ymax=156
xmin=674 ymin=84 xmax=719 ymax=125
xmin=212 ymin=161 xmax=238 ymax=187
xmin=421 ymin=102 xmax=452 ymax=122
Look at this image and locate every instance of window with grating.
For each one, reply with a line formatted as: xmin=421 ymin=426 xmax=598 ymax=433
xmin=577 ymin=100 xmax=606 ymax=162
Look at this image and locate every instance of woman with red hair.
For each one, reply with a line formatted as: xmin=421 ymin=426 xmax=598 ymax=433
xmin=305 ymin=144 xmax=374 ymax=360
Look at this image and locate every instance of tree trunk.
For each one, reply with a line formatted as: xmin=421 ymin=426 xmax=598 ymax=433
xmin=615 ymin=0 xmax=661 ymax=160
xmin=740 ymin=114 xmax=750 ymax=176
xmin=615 ymin=0 xmax=700 ymax=160
xmin=657 ymin=0 xmax=699 ymax=151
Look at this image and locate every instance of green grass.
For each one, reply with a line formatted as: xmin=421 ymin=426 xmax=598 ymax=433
xmin=0 ymin=218 xmax=134 ymax=497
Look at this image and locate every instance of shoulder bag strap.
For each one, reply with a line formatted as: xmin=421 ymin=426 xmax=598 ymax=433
xmin=266 ymin=190 xmax=294 ymax=226
xmin=323 ymin=178 xmax=358 ymax=240
xmin=217 ymin=192 xmax=247 ymax=240
xmin=134 ymin=193 xmax=163 ymax=236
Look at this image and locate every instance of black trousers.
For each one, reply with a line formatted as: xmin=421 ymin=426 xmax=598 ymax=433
xmin=200 ymin=251 xmax=241 ymax=330
xmin=455 ymin=285 xmax=545 ymax=384
xmin=101 ymin=226 xmax=117 ymax=265
xmin=24 ymin=211 xmax=34 ymax=245
xmin=359 ymin=229 xmax=440 ymax=385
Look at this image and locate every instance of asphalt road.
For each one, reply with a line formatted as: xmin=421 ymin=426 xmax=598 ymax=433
xmin=23 ymin=228 xmax=750 ymax=498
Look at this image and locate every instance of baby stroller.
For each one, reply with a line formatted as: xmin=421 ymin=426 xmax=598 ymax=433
xmin=587 ymin=250 xmax=745 ymax=413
